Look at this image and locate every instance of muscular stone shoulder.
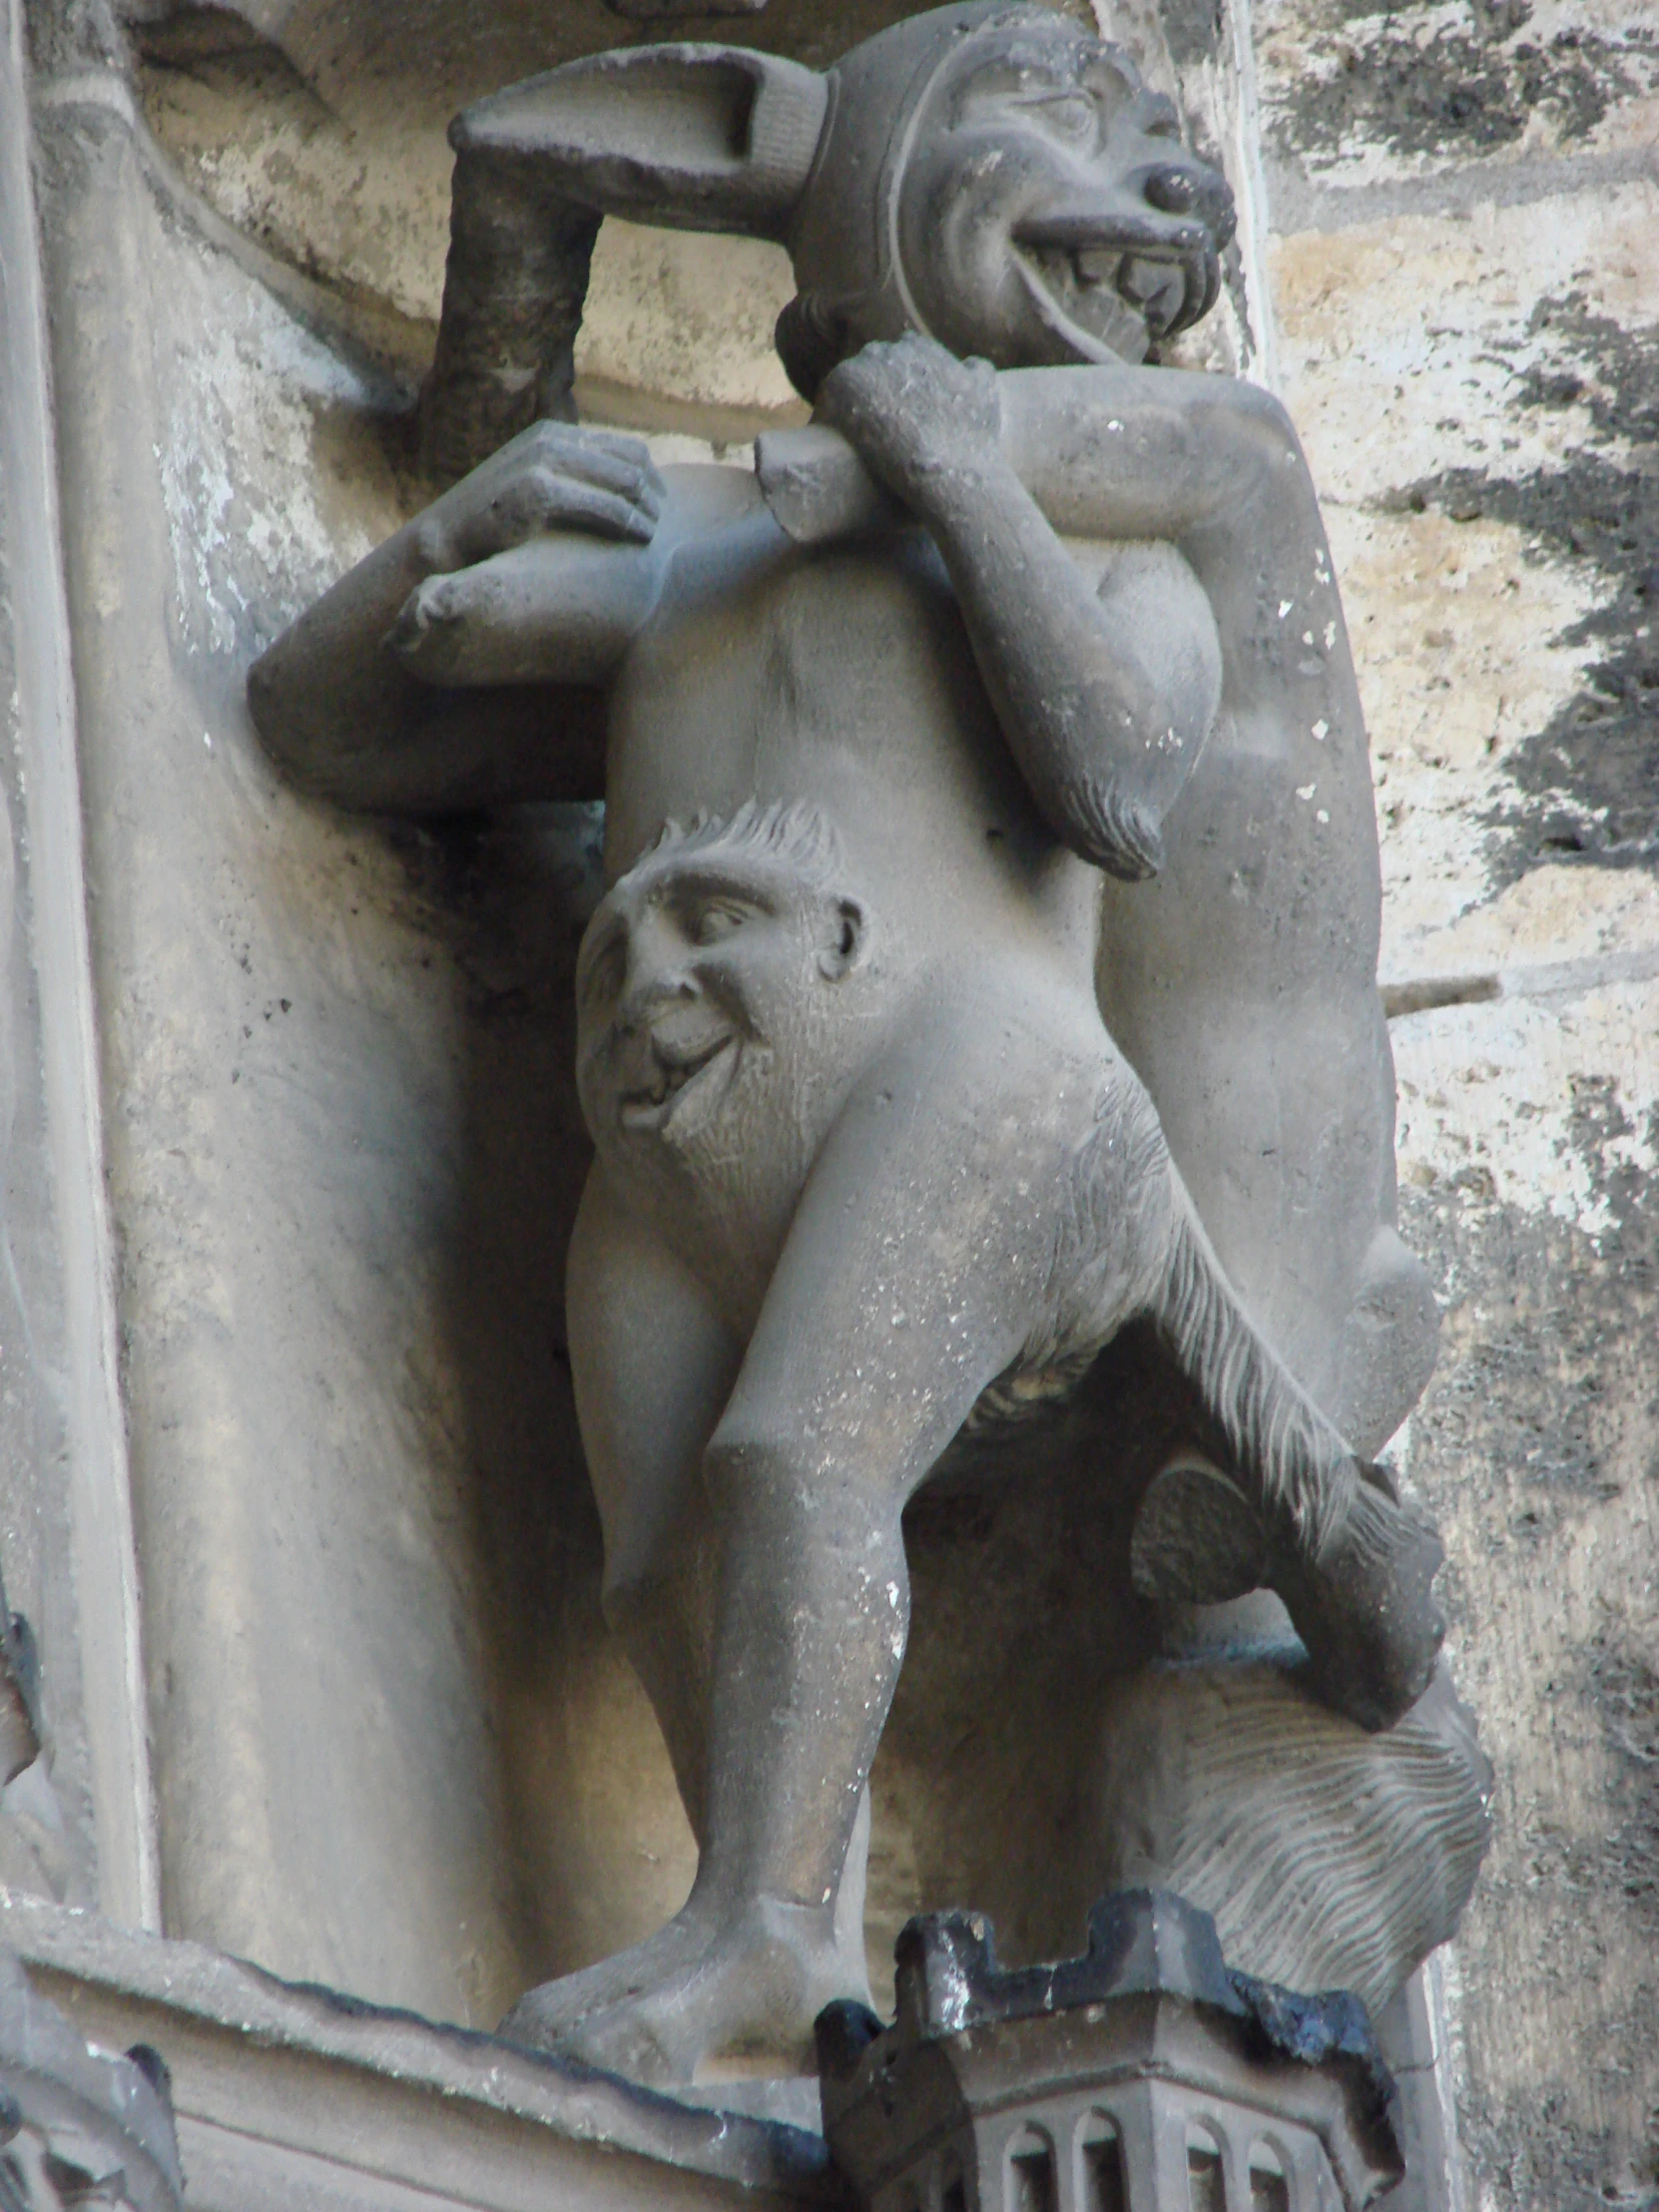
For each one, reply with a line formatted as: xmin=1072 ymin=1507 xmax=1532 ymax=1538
xmin=1001 ymin=360 xmax=1304 ymax=484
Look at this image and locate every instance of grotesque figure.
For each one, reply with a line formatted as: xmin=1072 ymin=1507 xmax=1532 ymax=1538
xmin=549 ymin=796 xmax=1439 ymax=2075
xmin=250 ymin=1 xmax=1466 ymax=2085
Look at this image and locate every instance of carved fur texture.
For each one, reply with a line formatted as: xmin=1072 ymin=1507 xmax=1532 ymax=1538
xmin=1088 ymin=1660 xmax=1491 ymax=2015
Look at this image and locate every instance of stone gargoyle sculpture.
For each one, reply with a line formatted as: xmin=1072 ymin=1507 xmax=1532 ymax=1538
xmin=250 ymin=2 xmax=1483 ymax=2088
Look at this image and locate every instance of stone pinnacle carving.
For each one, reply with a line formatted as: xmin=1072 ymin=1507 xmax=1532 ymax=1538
xmin=817 ymin=1891 xmax=1404 ymax=2212
xmin=0 ymin=1951 xmax=183 ymax=2212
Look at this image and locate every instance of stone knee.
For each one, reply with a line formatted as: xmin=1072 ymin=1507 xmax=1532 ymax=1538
xmin=1333 ymin=1226 xmax=1442 ymax=1457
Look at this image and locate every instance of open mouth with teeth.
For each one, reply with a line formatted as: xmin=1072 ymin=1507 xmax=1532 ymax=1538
xmin=618 ymin=1033 xmax=740 ymax=1135
xmin=1012 ymin=213 xmax=1219 ymax=361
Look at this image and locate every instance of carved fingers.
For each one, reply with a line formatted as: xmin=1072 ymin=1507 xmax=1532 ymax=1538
xmin=416 ymin=419 xmax=666 ymax=572
xmin=387 ymin=530 xmax=666 ymax=688
xmin=818 ymin=334 xmax=1002 ymax=506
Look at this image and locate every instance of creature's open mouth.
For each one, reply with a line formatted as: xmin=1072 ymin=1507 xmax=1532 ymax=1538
xmin=618 ymin=1034 xmax=738 ymax=1134
xmin=1012 ymin=213 xmax=1219 ymax=360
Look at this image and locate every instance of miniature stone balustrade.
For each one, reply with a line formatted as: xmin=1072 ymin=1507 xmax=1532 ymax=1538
xmin=816 ymin=1892 xmax=1402 ymax=2212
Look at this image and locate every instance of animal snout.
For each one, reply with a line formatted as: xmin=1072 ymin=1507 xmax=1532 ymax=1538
xmin=1141 ymin=161 xmax=1236 ymax=249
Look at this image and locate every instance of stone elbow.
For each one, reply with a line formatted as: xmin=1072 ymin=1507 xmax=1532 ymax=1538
xmin=245 ymin=650 xmax=305 ymax=777
xmin=1057 ymin=774 xmax=1165 ymax=881
xmin=1233 ymin=382 xmax=1306 ymax=480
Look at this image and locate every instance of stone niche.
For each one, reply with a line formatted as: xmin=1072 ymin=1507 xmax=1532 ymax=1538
xmin=6 ymin=0 xmax=1276 ymax=2034
xmin=3 ymin=0 xmax=1653 ymax=2200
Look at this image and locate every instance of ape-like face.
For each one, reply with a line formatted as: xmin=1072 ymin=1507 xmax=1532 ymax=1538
xmin=895 ymin=19 xmax=1234 ymax=367
xmin=576 ymin=814 xmax=868 ymax=1302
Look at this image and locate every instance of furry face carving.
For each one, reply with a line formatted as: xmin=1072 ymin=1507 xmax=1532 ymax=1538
xmin=576 ymin=806 xmax=870 ymax=1319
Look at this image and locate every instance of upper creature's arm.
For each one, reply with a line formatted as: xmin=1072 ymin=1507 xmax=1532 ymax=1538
xmin=996 ymin=362 xmax=1366 ymax=772
xmin=817 ymin=341 xmax=1222 ymax=878
xmin=247 ymin=422 xmax=665 ymax=814
xmin=791 ymin=342 xmax=1361 ymax=871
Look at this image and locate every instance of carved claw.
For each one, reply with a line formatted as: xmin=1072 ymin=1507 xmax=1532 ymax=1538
xmin=817 ymin=334 xmax=1002 ymax=505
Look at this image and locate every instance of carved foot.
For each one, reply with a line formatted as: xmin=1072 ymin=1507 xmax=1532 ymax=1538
xmin=1277 ymin=1474 xmax=1446 ymax=1733
xmin=1132 ymin=1455 xmax=1444 ymax=1733
xmin=499 ymin=1898 xmax=864 ymax=2088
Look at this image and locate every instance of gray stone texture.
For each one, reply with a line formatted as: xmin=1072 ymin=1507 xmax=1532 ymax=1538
xmin=0 ymin=0 xmax=1651 ymax=2197
xmin=0 ymin=1887 xmax=836 ymax=2212
xmin=0 ymin=0 xmax=137 ymax=1921
xmin=1255 ymin=0 xmax=1659 ymax=2198
xmin=246 ymin=0 xmax=1474 ymax=2088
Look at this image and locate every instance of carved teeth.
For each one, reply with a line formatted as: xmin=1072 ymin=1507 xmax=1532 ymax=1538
xmin=1073 ymin=247 xmax=1121 ymax=287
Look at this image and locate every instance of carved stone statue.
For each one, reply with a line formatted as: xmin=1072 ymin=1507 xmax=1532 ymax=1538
xmin=249 ymin=1 xmax=1480 ymax=2090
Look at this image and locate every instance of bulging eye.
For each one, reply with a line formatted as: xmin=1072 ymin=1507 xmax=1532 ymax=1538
xmin=1028 ymin=92 xmax=1099 ymax=145
xmin=690 ymin=898 xmax=755 ymax=946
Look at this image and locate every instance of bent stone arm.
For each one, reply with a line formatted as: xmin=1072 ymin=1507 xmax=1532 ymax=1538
xmin=999 ymin=367 xmax=1369 ymax=771
xmin=765 ymin=363 xmax=1355 ymax=857
xmin=766 ymin=360 xmax=1346 ymax=875
xmin=247 ymin=527 xmax=630 ymax=816
xmin=908 ymin=454 xmax=1222 ymax=878
xmin=247 ymin=424 xmax=665 ymax=814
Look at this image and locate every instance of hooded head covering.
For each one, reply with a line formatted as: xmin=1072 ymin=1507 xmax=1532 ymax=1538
xmin=423 ymin=4 xmax=1231 ymax=473
xmin=786 ymin=4 xmax=1013 ymax=357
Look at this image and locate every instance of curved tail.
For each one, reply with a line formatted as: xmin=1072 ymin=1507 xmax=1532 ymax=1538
xmin=1152 ymin=1193 xmax=1361 ymax=1559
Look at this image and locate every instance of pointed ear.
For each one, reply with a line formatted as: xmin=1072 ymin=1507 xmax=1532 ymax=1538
xmin=818 ymin=896 xmax=868 ymax=981
xmin=452 ymin=45 xmax=829 ymax=244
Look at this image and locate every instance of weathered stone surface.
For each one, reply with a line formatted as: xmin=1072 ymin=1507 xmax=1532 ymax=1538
xmin=1272 ymin=184 xmax=1659 ymax=938
xmin=0 ymin=1887 xmax=838 ymax=2212
xmin=27 ymin=65 xmax=634 ymax=2021
xmin=1259 ymin=0 xmax=1659 ymax=2186
xmin=1257 ymin=0 xmax=1659 ymax=199
xmin=11 ymin=0 xmax=1650 ymax=2190
xmin=0 ymin=0 xmax=158 ymax=1924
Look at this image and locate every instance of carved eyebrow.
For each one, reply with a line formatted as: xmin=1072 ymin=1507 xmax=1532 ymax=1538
xmin=661 ymin=866 xmax=781 ymax=915
xmin=957 ymin=64 xmax=1073 ymax=101
xmin=1132 ymin=89 xmax=1182 ymax=133
xmin=946 ymin=56 xmax=1073 ymax=114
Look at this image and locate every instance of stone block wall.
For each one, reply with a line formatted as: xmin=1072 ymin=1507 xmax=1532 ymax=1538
xmin=1252 ymin=0 xmax=1658 ymax=2198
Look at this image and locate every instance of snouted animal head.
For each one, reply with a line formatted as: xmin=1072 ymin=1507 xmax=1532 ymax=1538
xmin=576 ymin=803 xmax=868 ymax=1169
xmin=781 ymin=4 xmax=1236 ymax=391
xmin=897 ymin=18 xmax=1234 ymax=368
xmin=444 ymin=5 xmax=1234 ymax=443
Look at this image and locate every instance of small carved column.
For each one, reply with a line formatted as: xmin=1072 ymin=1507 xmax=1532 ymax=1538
xmin=817 ymin=1892 xmax=1402 ymax=2212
